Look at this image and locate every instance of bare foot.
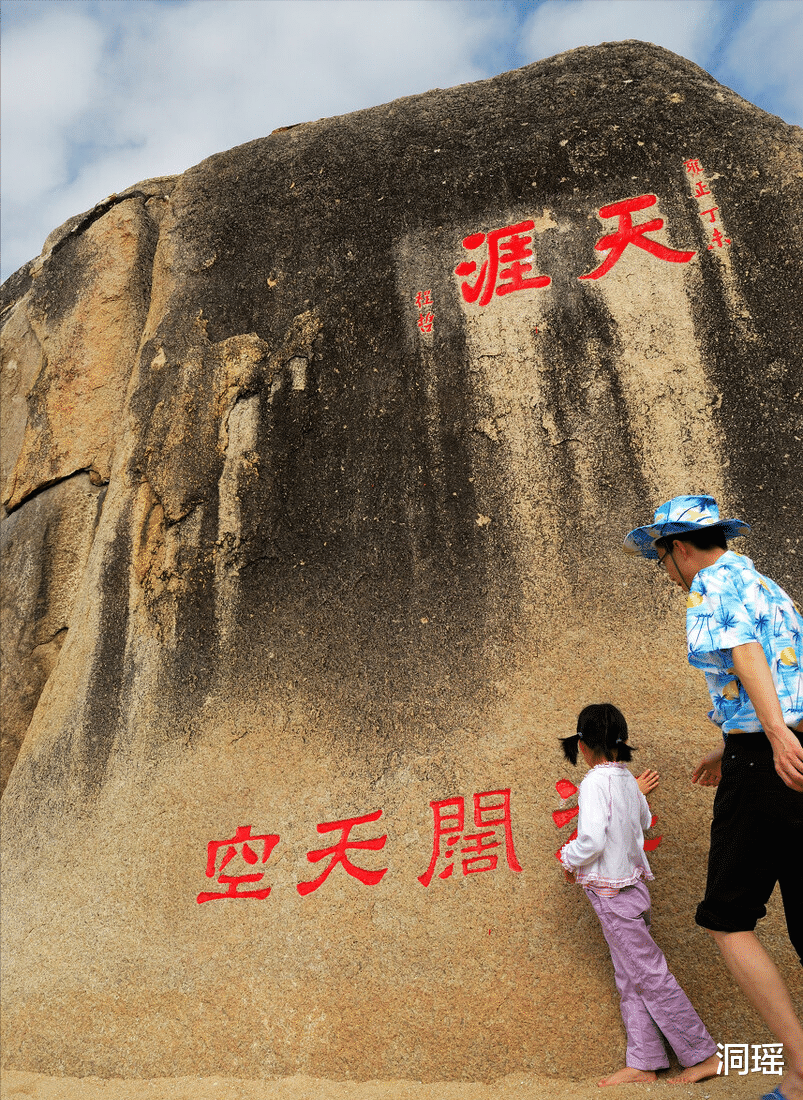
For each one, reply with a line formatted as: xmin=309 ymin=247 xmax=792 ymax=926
xmin=669 ymin=1052 xmax=721 ymax=1084
xmin=598 ymin=1066 xmax=658 ymax=1087
xmin=778 ymin=1065 xmax=803 ymax=1100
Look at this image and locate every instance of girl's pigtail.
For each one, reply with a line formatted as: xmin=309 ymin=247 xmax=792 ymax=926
xmin=560 ymin=734 xmax=580 ymax=766
xmin=607 ymin=706 xmax=635 ymax=762
xmin=615 ymin=736 xmax=634 ymax=763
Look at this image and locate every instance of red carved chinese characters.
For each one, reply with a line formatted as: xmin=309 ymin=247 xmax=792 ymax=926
xmin=685 ymin=159 xmax=731 ymax=250
xmin=415 ymin=289 xmax=434 ymax=334
xmin=455 ymin=221 xmax=551 ymax=306
xmin=552 ymin=778 xmax=662 ymax=860
xmin=297 ymin=809 xmax=388 ymax=896
xmin=578 ymin=194 xmax=696 ymax=280
xmin=418 ymin=788 xmax=523 ymax=886
xmin=196 ymin=824 xmax=280 ymax=903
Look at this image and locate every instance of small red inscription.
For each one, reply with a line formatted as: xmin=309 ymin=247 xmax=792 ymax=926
xmin=415 ymin=289 xmax=435 ymax=334
xmin=707 ymin=227 xmax=731 ymax=250
xmin=685 ymin=159 xmax=731 ymax=251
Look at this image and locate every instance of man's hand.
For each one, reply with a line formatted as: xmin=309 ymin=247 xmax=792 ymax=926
xmin=768 ymin=729 xmax=803 ymax=792
xmin=636 ymin=769 xmax=659 ymax=796
xmin=731 ymin=641 xmax=803 ymax=791
xmin=563 ymin=868 xmax=576 ymax=884
xmin=692 ymin=744 xmax=724 ymax=787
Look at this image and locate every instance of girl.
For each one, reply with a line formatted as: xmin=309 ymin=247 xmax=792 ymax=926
xmin=559 ymin=703 xmax=720 ymax=1088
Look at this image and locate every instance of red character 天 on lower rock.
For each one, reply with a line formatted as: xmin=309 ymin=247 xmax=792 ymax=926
xmin=297 ymin=809 xmax=388 ymax=896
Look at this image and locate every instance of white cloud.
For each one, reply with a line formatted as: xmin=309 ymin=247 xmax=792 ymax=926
xmin=1 ymin=0 xmax=800 ymax=282
xmin=1 ymin=0 xmax=512 ymax=279
xmin=519 ymin=0 xmax=725 ymax=66
xmin=719 ymin=0 xmax=803 ymax=122
xmin=0 ymin=9 xmax=106 ymax=200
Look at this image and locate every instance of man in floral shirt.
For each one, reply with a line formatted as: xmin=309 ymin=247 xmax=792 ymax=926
xmin=625 ymin=495 xmax=803 ymax=1100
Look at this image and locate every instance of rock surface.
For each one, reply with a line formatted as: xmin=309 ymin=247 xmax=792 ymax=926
xmin=1 ymin=41 xmax=801 ymax=1082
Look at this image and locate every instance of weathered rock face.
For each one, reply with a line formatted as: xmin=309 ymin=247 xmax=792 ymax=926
xmin=2 ymin=41 xmax=801 ymax=1081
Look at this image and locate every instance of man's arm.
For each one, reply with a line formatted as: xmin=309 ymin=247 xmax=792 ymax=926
xmin=691 ymin=742 xmax=724 ymax=787
xmin=731 ymin=640 xmax=803 ymax=791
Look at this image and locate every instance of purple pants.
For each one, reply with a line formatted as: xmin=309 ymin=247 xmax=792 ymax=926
xmin=585 ymin=881 xmax=717 ymax=1071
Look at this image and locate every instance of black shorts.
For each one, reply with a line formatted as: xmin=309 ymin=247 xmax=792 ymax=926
xmin=694 ymin=730 xmax=803 ymax=964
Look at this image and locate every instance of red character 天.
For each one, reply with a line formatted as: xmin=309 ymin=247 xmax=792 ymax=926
xmin=455 ymin=221 xmax=551 ymax=306
xmin=418 ymin=788 xmax=523 ymax=886
xmin=297 ymin=809 xmax=388 ymax=896
xmin=579 ymin=194 xmax=696 ymax=281
xmin=196 ymin=824 xmax=280 ymax=903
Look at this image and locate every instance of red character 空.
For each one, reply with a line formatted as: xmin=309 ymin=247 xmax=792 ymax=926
xmin=196 ymin=824 xmax=280 ymax=903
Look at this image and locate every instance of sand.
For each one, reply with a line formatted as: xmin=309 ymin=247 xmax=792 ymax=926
xmin=0 ymin=1069 xmax=784 ymax=1100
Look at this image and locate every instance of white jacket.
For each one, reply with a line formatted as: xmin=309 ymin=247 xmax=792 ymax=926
xmin=559 ymin=762 xmax=654 ymax=889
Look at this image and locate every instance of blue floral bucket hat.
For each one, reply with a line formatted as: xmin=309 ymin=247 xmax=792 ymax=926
xmin=623 ymin=494 xmax=750 ymax=560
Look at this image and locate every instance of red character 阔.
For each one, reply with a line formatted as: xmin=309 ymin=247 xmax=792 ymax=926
xmin=579 ymin=194 xmax=696 ymax=281
xmin=455 ymin=221 xmax=551 ymax=306
xmin=196 ymin=824 xmax=280 ymax=903
xmin=418 ymin=788 xmax=523 ymax=886
xmin=297 ymin=809 xmax=388 ymax=896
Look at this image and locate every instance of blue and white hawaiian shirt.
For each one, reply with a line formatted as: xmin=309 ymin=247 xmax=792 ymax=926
xmin=686 ymin=551 xmax=803 ymax=734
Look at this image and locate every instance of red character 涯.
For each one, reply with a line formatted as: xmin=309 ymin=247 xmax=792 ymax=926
xmin=418 ymin=789 xmax=523 ymax=886
xmin=455 ymin=221 xmax=551 ymax=306
xmin=297 ymin=809 xmax=388 ymax=895
xmin=196 ymin=824 xmax=280 ymax=903
xmin=578 ymin=194 xmax=696 ymax=281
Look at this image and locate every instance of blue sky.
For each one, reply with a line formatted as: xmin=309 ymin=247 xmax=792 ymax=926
xmin=2 ymin=0 xmax=802 ymax=282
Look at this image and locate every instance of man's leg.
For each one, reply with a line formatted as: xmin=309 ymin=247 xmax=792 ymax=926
xmin=709 ymin=930 xmax=803 ymax=1100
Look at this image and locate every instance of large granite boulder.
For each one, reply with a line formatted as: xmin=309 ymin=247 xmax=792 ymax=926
xmin=2 ymin=41 xmax=801 ymax=1082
